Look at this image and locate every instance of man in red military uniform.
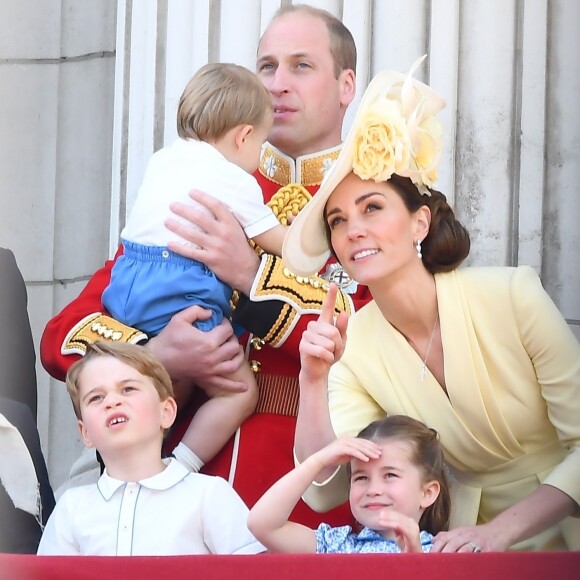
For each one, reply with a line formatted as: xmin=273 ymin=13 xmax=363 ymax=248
xmin=40 ymin=5 xmax=371 ymax=527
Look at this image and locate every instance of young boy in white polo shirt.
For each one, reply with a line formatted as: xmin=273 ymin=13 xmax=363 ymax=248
xmin=37 ymin=341 xmax=264 ymax=556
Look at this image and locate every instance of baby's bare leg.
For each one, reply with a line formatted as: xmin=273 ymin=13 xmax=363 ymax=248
xmin=174 ymin=361 xmax=258 ymax=470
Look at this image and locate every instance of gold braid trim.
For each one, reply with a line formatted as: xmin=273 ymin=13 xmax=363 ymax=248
xmin=267 ymin=184 xmax=312 ymax=224
xmin=241 ymin=184 xmax=311 ymax=257
xmin=238 ymin=182 xmax=351 ymax=346
xmin=61 ymin=313 xmax=148 ymax=356
xmin=262 ymin=302 xmax=293 ymax=345
xmin=252 ymin=254 xmax=353 ymax=347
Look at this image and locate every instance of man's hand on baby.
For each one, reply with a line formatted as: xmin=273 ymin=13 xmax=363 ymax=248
xmin=147 ymin=305 xmax=246 ymax=393
xmin=165 ymin=189 xmax=260 ymax=295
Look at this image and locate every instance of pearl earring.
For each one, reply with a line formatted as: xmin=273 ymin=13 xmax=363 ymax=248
xmin=416 ymin=240 xmax=422 ymax=259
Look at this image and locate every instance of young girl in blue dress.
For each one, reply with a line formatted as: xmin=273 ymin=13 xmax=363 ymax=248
xmin=248 ymin=415 xmax=451 ymax=553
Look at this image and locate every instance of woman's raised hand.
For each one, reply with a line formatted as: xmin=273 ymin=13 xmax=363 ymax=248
xmin=299 ymin=284 xmax=349 ymax=385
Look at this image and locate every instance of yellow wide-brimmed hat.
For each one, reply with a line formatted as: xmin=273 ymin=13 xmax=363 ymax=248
xmin=282 ymin=55 xmax=446 ymax=276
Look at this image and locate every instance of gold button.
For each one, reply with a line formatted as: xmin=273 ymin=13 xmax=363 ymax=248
xmin=250 ymin=337 xmax=265 ymax=350
xmin=249 ymin=360 xmax=262 ymax=374
xmin=283 ymin=267 xmax=296 ymax=279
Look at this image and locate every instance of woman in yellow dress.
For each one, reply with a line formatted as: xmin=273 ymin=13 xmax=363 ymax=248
xmin=282 ymin=58 xmax=580 ymax=552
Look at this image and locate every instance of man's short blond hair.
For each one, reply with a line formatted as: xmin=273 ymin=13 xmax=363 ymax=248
xmin=271 ymin=4 xmax=357 ymax=77
xmin=66 ymin=341 xmax=174 ymax=420
xmin=177 ymin=63 xmax=271 ymax=141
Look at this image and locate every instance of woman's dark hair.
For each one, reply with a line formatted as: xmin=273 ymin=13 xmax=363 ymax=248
xmin=388 ymin=174 xmax=470 ymax=273
xmin=357 ymin=415 xmax=451 ymax=535
xmin=324 ymin=173 xmax=470 ymax=274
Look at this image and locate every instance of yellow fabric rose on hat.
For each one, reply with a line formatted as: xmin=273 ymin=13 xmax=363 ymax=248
xmin=405 ymin=114 xmax=443 ymax=191
xmin=352 ymin=99 xmax=412 ymax=183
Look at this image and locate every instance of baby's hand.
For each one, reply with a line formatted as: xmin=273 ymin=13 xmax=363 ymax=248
xmin=313 ymin=436 xmax=382 ymax=470
xmin=376 ymin=510 xmax=422 ymax=553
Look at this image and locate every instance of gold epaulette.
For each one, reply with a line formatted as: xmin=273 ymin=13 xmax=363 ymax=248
xmin=250 ymin=255 xmax=353 ymax=347
xmin=61 ymin=313 xmax=148 ymax=356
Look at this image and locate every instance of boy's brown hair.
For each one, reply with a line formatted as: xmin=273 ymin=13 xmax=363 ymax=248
xmin=177 ymin=62 xmax=271 ymax=141
xmin=66 ymin=341 xmax=174 ymax=420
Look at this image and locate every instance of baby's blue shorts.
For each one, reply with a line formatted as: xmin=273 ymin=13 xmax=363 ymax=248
xmin=103 ymin=240 xmax=232 ymax=336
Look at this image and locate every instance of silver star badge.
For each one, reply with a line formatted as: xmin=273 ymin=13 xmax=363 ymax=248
xmin=320 ymin=263 xmax=358 ymax=294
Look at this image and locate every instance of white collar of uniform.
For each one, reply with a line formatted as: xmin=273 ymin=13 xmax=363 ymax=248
xmin=97 ymin=458 xmax=189 ymax=501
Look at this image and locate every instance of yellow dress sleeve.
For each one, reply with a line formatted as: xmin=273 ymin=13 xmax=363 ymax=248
xmin=512 ymin=266 xmax=580 ymax=507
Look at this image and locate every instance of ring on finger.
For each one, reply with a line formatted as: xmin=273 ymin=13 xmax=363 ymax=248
xmin=469 ymin=542 xmax=482 ymax=553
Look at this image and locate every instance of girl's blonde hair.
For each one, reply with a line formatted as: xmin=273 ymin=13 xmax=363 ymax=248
xmin=177 ymin=62 xmax=271 ymax=141
xmin=66 ymin=341 xmax=174 ymax=419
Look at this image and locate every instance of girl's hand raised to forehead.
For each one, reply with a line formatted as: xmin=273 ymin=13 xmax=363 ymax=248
xmin=299 ymin=284 xmax=349 ymax=385
xmin=312 ymin=436 xmax=382 ymax=471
